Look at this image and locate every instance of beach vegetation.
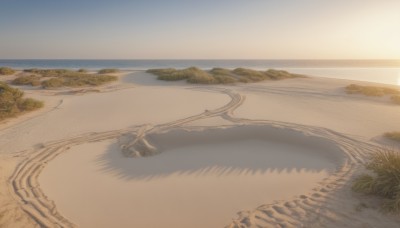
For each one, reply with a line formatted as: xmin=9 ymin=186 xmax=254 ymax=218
xmin=384 ymin=132 xmax=400 ymax=142
xmin=78 ymin=69 xmax=88 ymax=73
xmin=41 ymin=78 xmax=64 ymax=88
xmin=0 ymin=82 xmax=43 ymax=120
xmin=98 ymin=68 xmax=119 ymax=74
xmin=232 ymin=68 xmax=267 ymax=81
xmin=12 ymin=75 xmax=41 ymax=86
xmin=147 ymin=68 xmax=190 ymax=81
xmin=41 ymin=74 xmax=117 ymax=88
xmin=346 ymin=84 xmax=400 ymax=105
xmin=0 ymin=67 xmax=16 ymax=75
xmin=20 ymin=68 xmax=117 ymax=88
xmin=265 ymin=69 xmax=302 ymax=80
xmin=345 ymin=84 xmax=400 ymax=97
xmin=147 ymin=67 xmax=302 ymax=84
xmin=352 ymin=148 xmax=400 ymax=212
xmin=24 ymin=68 xmax=71 ymax=77
xmin=185 ymin=67 xmax=216 ymax=84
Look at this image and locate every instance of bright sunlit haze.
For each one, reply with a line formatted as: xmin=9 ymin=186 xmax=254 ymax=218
xmin=1 ymin=0 xmax=399 ymax=59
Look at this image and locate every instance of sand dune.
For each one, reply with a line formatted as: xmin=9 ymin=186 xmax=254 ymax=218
xmin=1 ymin=71 xmax=400 ymax=227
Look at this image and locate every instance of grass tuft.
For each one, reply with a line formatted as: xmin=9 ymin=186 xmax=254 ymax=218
xmin=352 ymin=148 xmax=400 ymax=212
xmin=0 ymin=67 xmax=16 ymax=75
xmin=12 ymin=75 xmax=41 ymax=86
xmin=147 ymin=67 xmax=302 ymax=84
xmin=346 ymin=84 xmax=400 ymax=105
xmin=345 ymin=84 xmax=400 ymax=97
xmin=98 ymin=69 xmax=119 ymax=74
xmin=19 ymin=68 xmax=117 ymax=89
xmin=0 ymin=82 xmax=43 ymax=120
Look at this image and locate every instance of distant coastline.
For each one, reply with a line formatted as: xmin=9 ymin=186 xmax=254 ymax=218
xmin=0 ymin=59 xmax=399 ymax=70
xmin=1 ymin=59 xmax=399 ymax=85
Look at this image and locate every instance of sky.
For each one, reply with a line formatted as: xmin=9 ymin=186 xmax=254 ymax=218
xmin=0 ymin=0 xmax=399 ymax=59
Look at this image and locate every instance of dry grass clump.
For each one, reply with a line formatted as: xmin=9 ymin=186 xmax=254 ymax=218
xmin=12 ymin=75 xmax=41 ymax=86
xmin=147 ymin=67 xmax=302 ymax=84
xmin=353 ymin=148 xmax=400 ymax=212
xmin=20 ymin=68 xmax=117 ymax=89
xmin=98 ymin=69 xmax=119 ymax=74
xmin=77 ymin=69 xmax=88 ymax=73
xmin=265 ymin=69 xmax=301 ymax=80
xmin=345 ymin=84 xmax=400 ymax=97
xmin=0 ymin=82 xmax=43 ymax=120
xmin=346 ymin=84 xmax=400 ymax=105
xmin=41 ymin=74 xmax=117 ymax=88
xmin=0 ymin=67 xmax=16 ymax=75
xmin=24 ymin=68 xmax=71 ymax=77
xmin=384 ymin=132 xmax=400 ymax=142
xmin=147 ymin=67 xmax=208 ymax=82
xmin=232 ymin=68 xmax=267 ymax=82
xmin=185 ymin=68 xmax=216 ymax=84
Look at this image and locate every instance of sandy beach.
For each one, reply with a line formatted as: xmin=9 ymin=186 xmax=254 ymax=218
xmin=1 ymin=70 xmax=400 ymax=228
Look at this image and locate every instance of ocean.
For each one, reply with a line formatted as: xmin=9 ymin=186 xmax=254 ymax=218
xmin=1 ymin=59 xmax=399 ymax=85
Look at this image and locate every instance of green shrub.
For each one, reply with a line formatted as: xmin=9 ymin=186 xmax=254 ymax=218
xmin=12 ymin=75 xmax=41 ymax=86
xmin=352 ymin=148 xmax=400 ymax=212
xmin=0 ymin=67 xmax=16 ymax=75
xmin=384 ymin=132 xmax=400 ymax=142
xmin=98 ymin=68 xmax=119 ymax=74
xmin=0 ymin=82 xmax=43 ymax=120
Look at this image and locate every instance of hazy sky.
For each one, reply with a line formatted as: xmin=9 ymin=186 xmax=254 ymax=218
xmin=1 ymin=0 xmax=399 ymax=59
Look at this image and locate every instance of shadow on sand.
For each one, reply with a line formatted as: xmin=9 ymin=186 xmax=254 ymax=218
xmin=95 ymin=125 xmax=345 ymax=181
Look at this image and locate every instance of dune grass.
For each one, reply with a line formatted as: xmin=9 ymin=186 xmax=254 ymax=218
xmin=98 ymin=68 xmax=119 ymax=74
xmin=346 ymin=84 xmax=400 ymax=105
xmin=384 ymin=132 xmax=400 ymax=142
xmin=41 ymin=74 xmax=117 ymax=88
xmin=24 ymin=68 xmax=71 ymax=77
xmin=352 ymin=148 xmax=400 ymax=212
xmin=345 ymin=84 xmax=400 ymax=97
xmin=0 ymin=82 xmax=43 ymax=121
xmin=147 ymin=67 xmax=302 ymax=84
xmin=0 ymin=67 xmax=16 ymax=75
xmin=78 ymin=69 xmax=88 ymax=73
xmin=20 ymin=68 xmax=117 ymax=89
xmin=12 ymin=75 xmax=41 ymax=86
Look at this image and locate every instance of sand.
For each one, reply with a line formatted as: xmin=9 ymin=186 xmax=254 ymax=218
xmin=1 ymin=70 xmax=400 ymax=227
